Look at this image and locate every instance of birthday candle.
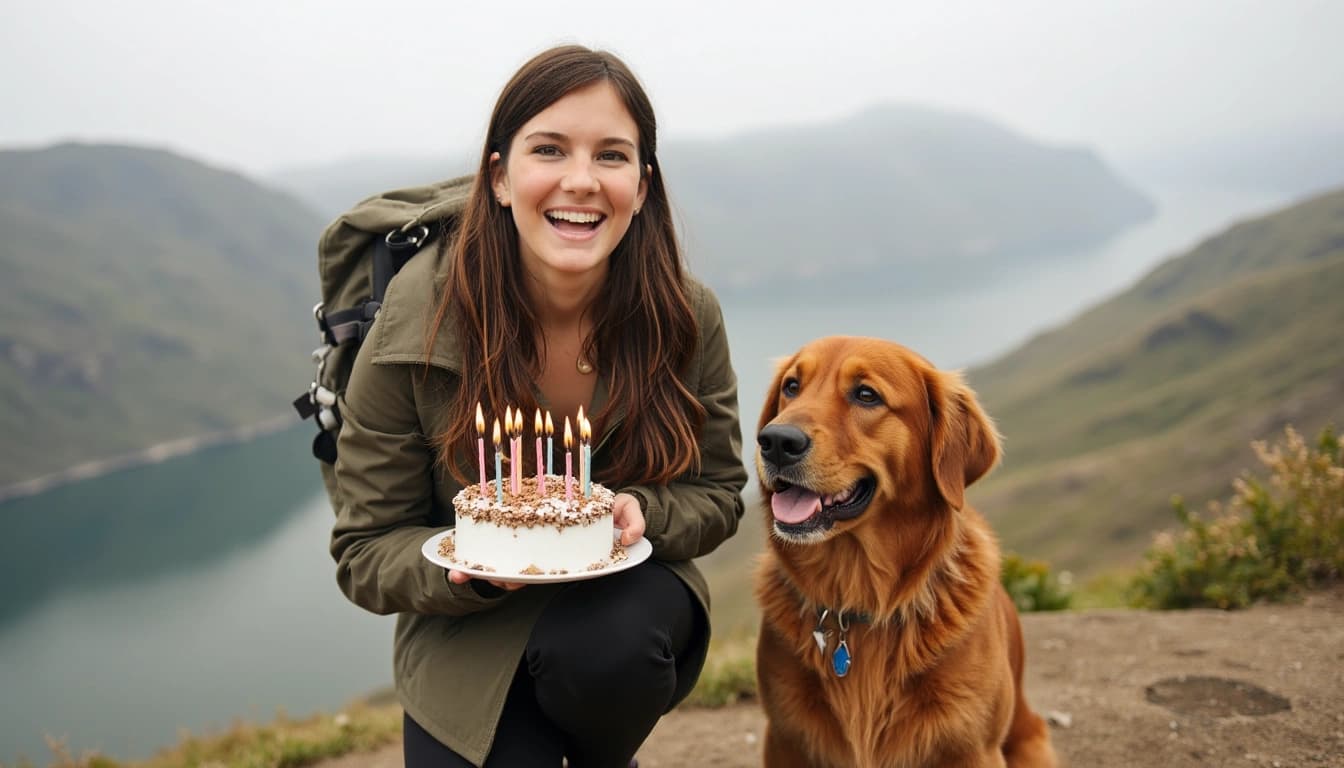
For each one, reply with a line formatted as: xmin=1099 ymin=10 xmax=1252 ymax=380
xmin=492 ymin=417 xmax=503 ymax=505
xmin=505 ymin=406 xmax=517 ymax=496
xmin=513 ymin=408 xmax=524 ymax=495
xmin=545 ymin=411 xmax=554 ymax=477
xmin=475 ymin=403 xmax=487 ymax=496
xmin=581 ymin=415 xmax=592 ymax=498
xmin=577 ymin=406 xmax=586 ymax=497
xmin=534 ymin=408 xmax=545 ymax=495
xmin=564 ymin=417 xmax=574 ymax=503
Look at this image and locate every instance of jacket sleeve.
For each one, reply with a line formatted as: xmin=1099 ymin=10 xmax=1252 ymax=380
xmin=329 ymin=337 xmax=506 ymax=617
xmin=622 ymin=284 xmax=748 ymax=561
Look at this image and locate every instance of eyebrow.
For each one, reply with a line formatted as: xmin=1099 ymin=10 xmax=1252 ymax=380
xmin=523 ymin=131 xmax=637 ymax=150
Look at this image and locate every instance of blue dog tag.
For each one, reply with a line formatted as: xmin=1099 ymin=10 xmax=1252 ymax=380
xmin=832 ymin=640 xmax=852 ymax=677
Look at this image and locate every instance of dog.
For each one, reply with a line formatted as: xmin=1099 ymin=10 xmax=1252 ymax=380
xmin=753 ymin=336 xmax=1056 ymax=768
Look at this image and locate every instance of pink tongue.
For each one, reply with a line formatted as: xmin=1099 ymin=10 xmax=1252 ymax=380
xmin=772 ymin=486 xmax=822 ymax=524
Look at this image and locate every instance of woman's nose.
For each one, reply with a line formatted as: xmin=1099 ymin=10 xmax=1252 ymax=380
xmin=560 ymin=158 xmax=601 ymax=194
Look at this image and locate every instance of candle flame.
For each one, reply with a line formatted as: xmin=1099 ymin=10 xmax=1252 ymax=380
xmin=514 ymin=407 xmax=525 ymax=436
xmin=564 ymin=416 xmax=573 ymax=450
xmin=545 ymin=411 xmax=554 ymax=436
xmin=534 ymin=408 xmax=543 ymax=435
xmin=505 ymin=405 xmax=513 ymax=436
xmin=492 ymin=418 xmax=502 ymax=449
xmin=581 ymin=415 xmax=591 ymax=443
xmin=475 ymin=402 xmax=484 ymax=435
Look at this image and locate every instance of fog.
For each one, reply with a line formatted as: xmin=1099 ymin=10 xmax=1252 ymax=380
xmin=3 ymin=0 xmax=1341 ymax=180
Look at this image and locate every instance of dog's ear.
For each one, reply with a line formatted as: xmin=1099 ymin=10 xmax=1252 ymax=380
xmin=758 ymin=353 xmax=797 ymax=433
xmin=925 ymin=368 xmax=1001 ymax=510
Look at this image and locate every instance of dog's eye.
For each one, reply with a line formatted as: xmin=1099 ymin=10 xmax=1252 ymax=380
xmin=781 ymin=377 xmax=801 ymax=398
xmin=852 ymin=385 xmax=883 ymax=406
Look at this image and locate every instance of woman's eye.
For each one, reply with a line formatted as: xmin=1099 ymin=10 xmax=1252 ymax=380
xmin=854 ymin=385 xmax=882 ymax=405
xmin=598 ymin=150 xmax=629 ymax=163
xmin=533 ymin=145 xmax=562 ymax=157
xmin=782 ymin=378 xmax=801 ymax=398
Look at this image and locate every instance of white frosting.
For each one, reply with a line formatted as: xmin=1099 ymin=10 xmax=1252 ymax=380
xmin=452 ymin=475 xmax=615 ymax=574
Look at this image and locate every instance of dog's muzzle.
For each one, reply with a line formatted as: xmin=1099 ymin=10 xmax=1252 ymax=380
xmin=758 ymin=423 xmax=811 ymax=470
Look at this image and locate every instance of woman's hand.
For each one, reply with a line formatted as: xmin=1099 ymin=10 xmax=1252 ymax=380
xmin=447 ymin=569 xmax=528 ymax=592
xmin=612 ymin=492 xmax=646 ymax=546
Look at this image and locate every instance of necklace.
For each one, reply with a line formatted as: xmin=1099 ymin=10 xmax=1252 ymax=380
xmin=576 ymin=356 xmax=594 ymax=375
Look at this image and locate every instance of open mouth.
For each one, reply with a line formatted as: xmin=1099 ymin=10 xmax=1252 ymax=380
xmin=770 ymin=476 xmax=875 ymax=533
xmin=545 ymin=209 xmax=605 ymax=235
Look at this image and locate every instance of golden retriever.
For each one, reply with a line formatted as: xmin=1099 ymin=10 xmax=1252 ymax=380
xmin=753 ymin=336 xmax=1056 ymax=768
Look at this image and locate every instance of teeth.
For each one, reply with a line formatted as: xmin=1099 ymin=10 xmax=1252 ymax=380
xmin=547 ymin=210 xmax=602 ymax=224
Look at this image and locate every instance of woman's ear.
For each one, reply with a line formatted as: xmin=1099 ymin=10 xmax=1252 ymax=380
xmin=635 ymin=163 xmax=651 ymax=213
xmin=490 ymin=151 xmax=510 ymax=206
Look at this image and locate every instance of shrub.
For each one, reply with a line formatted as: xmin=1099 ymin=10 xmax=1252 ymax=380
xmin=1130 ymin=425 xmax=1343 ymax=609
xmin=1000 ymin=553 xmax=1072 ymax=612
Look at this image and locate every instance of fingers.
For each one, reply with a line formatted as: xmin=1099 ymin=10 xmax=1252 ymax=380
xmin=612 ymin=492 xmax=647 ymax=546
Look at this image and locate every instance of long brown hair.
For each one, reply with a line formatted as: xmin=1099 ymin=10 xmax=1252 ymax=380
xmin=430 ymin=45 xmax=704 ymax=487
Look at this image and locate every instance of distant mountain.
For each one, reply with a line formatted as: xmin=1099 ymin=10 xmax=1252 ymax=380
xmin=967 ymin=185 xmax=1344 ymax=576
xmin=0 ymin=143 xmax=325 ymax=489
xmin=272 ymin=104 xmax=1155 ymax=298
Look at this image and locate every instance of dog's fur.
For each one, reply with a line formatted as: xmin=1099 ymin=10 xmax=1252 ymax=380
xmin=753 ymin=337 xmax=1056 ymax=768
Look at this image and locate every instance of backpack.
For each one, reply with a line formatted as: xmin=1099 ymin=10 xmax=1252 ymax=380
xmin=292 ymin=175 xmax=472 ymax=503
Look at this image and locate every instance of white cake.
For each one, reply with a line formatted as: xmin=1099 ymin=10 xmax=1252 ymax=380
xmin=446 ymin=475 xmax=618 ymax=575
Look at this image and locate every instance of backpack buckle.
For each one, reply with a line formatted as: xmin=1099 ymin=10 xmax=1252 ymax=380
xmin=386 ymin=224 xmax=430 ymax=251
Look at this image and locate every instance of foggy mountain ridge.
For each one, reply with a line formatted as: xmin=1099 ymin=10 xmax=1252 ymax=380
xmin=964 ymin=183 xmax=1344 ymax=574
xmin=1 ymin=109 xmax=1150 ymax=489
xmin=272 ymin=103 xmax=1157 ymax=299
xmin=0 ymin=142 xmax=323 ymax=489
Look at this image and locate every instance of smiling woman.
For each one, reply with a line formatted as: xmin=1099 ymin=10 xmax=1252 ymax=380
xmin=329 ymin=45 xmax=747 ymax=768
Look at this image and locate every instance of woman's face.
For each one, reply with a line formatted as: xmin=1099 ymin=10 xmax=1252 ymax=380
xmin=492 ymin=81 xmax=649 ymax=286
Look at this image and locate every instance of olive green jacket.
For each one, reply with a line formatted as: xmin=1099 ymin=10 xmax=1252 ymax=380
xmin=329 ymin=241 xmax=747 ymax=765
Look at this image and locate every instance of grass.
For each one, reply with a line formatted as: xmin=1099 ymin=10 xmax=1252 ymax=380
xmin=7 ymin=704 xmax=402 ymax=768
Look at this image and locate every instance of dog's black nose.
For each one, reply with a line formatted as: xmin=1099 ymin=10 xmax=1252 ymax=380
xmin=758 ymin=424 xmax=811 ymax=468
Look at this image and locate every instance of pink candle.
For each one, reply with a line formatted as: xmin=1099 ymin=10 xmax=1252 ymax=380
xmin=475 ymin=403 xmax=487 ymax=496
xmin=534 ymin=408 xmax=545 ymax=495
xmin=492 ymin=418 xmax=503 ymax=505
xmin=577 ymin=406 xmax=586 ymax=497
xmin=514 ymin=408 xmax=524 ymax=495
xmin=564 ymin=417 xmax=574 ymax=503
xmin=508 ymin=406 xmax=520 ymax=496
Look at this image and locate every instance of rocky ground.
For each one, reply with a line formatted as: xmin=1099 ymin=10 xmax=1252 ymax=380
xmin=319 ymin=587 xmax=1344 ymax=767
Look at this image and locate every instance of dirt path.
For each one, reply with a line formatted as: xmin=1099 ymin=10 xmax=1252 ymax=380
xmin=319 ymin=588 xmax=1344 ymax=767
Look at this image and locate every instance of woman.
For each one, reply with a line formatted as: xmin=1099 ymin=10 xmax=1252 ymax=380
xmin=331 ymin=45 xmax=747 ymax=767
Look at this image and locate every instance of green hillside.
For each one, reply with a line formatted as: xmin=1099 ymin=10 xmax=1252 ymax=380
xmin=272 ymin=104 xmax=1154 ymax=299
xmin=967 ymin=186 xmax=1344 ymax=576
xmin=0 ymin=144 xmax=324 ymax=488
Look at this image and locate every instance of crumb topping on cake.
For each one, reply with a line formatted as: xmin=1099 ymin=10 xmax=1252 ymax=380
xmin=452 ymin=476 xmax=615 ymax=528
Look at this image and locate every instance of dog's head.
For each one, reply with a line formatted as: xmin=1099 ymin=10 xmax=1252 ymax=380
xmin=756 ymin=336 xmax=1000 ymax=544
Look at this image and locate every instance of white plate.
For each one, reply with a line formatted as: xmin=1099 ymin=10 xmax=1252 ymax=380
xmin=421 ymin=529 xmax=652 ymax=584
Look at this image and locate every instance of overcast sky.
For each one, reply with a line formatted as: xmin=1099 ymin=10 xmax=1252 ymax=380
xmin=2 ymin=0 xmax=1341 ymax=176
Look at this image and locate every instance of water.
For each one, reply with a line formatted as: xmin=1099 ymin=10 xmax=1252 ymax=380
xmin=0 ymin=183 xmax=1282 ymax=764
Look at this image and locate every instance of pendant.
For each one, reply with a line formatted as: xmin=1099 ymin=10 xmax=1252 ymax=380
xmin=576 ymin=357 xmax=594 ymax=375
xmin=832 ymin=640 xmax=852 ymax=677
xmin=812 ymin=628 xmax=829 ymax=655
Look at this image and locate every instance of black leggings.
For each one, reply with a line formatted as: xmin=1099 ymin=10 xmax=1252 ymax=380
xmin=404 ymin=561 xmax=699 ymax=768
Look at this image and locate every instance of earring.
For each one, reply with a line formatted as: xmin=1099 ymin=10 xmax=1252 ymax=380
xmin=634 ymin=207 xmax=641 ymax=215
